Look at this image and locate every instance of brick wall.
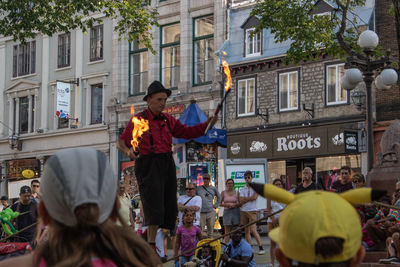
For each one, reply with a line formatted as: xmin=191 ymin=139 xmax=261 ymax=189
xmin=375 ymin=0 xmax=400 ymax=121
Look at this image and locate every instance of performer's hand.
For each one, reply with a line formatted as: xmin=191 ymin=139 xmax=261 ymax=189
xmin=126 ymin=148 xmax=138 ymax=160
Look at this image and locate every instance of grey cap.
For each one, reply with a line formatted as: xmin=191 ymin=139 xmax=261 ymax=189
xmin=40 ymin=148 xmax=117 ymax=227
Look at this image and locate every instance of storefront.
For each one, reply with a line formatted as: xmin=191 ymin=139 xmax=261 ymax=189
xmin=227 ymin=121 xmax=366 ymax=189
xmin=6 ymin=158 xmax=42 ymax=199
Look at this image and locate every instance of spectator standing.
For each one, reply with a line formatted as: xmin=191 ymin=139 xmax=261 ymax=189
xmin=10 ymin=186 xmax=38 ymax=242
xmin=197 ymin=173 xmax=221 ymax=238
xmin=267 ymin=178 xmax=286 ymax=267
xmin=221 ymin=227 xmax=256 ymax=267
xmin=0 ymin=196 xmax=9 ymax=211
xmin=239 ymin=170 xmax=265 ymax=255
xmin=332 ymin=166 xmax=354 ymax=193
xmin=117 ymin=181 xmax=135 ymax=229
xmin=178 ymin=183 xmax=202 ymax=227
xmin=352 ymin=173 xmax=366 ymax=188
xmin=174 ymin=210 xmax=202 ymax=266
xmin=220 ymin=178 xmax=241 ymax=243
xmin=117 ymin=81 xmax=216 ymax=247
xmin=0 ymin=148 xmax=160 ymax=266
xmin=30 ymin=179 xmax=40 ymax=203
xmin=294 ymin=167 xmax=321 ymax=194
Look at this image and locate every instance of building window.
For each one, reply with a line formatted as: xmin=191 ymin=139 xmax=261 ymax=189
xmin=11 ymin=95 xmax=35 ymax=134
xmin=91 ymin=84 xmax=103 ymax=124
xmin=90 ymin=25 xmax=103 ymax=61
xmin=193 ymin=15 xmax=214 ymax=86
xmin=245 ymin=28 xmax=261 ymax=57
xmin=279 ymin=71 xmax=299 ymax=111
xmin=237 ymin=77 xmax=256 ymax=116
xmin=129 ymin=40 xmax=148 ymax=96
xmin=58 ymin=118 xmax=69 ymax=129
xmin=58 ymin=33 xmax=71 ymax=68
xmin=161 ymin=23 xmax=180 ymax=89
xmin=326 ymin=63 xmax=347 ymax=105
xmin=13 ymin=41 xmax=36 ymax=77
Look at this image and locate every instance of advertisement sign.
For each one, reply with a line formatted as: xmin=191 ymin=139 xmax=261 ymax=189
xmin=225 ymin=159 xmax=267 ymax=210
xmin=188 ymin=163 xmax=209 ymax=186
xmin=56 ymin=81 xmax=71 ymax=119
xmin=344 ymin=131 xmax=358 ymax=154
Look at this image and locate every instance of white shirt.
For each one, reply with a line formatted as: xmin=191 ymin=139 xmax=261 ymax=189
xmin=239 ymin=186 xmax=258 ymax=212
xmin=267 ymin=201 xmax=286 ymax=223
xmin=177 ymin=195 xmax=202 ymax=226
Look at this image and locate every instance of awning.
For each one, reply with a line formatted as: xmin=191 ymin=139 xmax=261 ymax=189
xmin=172 ymin=102 xmax=227 ymax=146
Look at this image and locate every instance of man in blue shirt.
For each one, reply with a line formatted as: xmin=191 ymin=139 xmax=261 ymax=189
xmin=221 ymin=227 xmax=256 ymax=267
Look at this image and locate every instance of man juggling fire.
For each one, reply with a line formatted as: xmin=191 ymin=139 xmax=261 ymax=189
xmin=117 ymin=80 xmax=217 ymax=249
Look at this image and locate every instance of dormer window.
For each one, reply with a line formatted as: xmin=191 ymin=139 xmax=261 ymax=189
xmin=245 ymin=29 xmax=261 ymax=57
xmin=241 ymin=16 xmax=262 ymax=58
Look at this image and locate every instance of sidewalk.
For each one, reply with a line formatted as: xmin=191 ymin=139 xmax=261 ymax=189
xmin=163 ymin=235 xmax=272 ymax=267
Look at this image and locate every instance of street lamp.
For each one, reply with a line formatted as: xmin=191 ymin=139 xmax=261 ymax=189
xmin=341 ymin=30 xmax=398 ymax=172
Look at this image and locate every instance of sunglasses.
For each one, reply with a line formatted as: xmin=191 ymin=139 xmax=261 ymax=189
xmin=186 ymin=188 xmax=195 ymax=190
xmin=32 ymin=185 xmax=40 ymax=188
xmin=203 ymin=177 xmax=210 ymax=180
xmin=353 ymin=180 xmax=359 ymax=183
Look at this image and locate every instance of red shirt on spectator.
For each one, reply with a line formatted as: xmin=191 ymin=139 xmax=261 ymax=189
xmin=119 ymin=108 xmax=207 ymax=155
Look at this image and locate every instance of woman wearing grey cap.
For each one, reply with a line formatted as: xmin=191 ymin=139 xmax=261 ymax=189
xmin=0 ymin=148 xmax=161 ymax=267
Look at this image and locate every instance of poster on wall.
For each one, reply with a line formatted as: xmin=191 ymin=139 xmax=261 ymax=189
xmin=225 ymin=159 xmax=268 ymax=210
xmin=188 ymin=163 xmax=209 ymax=186
xmin=56 ymin=81 xmax=71 ymax=119
xmin=186 ymin=142 xmax=217 ymax=162
xmin=120 ymin=161 xmax=138 ymax=197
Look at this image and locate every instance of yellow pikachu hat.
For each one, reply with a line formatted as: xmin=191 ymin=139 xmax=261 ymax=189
xmin=250 ymin=183 xmax=386 ymax=264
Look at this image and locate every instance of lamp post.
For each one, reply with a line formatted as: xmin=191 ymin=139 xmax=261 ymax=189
xmin=341 ymin=30 xmax=398 ymax=172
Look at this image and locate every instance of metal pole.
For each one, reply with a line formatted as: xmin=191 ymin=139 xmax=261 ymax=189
xmin=364 ymin=72 xmax=374 ymax=172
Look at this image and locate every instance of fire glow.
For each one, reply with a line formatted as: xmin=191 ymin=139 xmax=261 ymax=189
xmin=222 ymin=51 xmax=232 ymax=92
xmin=130 ymin=104 xmax=149 ymax=152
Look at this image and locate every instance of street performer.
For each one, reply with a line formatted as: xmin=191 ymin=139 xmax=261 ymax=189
xmin=117 ymin=80 xmax=217 ymax=249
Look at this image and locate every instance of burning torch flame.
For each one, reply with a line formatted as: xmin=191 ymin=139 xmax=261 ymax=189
xmin=221 ymin=51 xmax=232 ymax=92
xmin=130 ymin=104 xmax=149 ymax=152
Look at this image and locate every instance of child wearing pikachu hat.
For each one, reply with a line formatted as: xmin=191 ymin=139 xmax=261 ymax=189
xmin=250 ymin=183 xmax=386 ymax=267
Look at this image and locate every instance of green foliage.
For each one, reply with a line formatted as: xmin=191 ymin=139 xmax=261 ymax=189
xmin=251 ymin=0 xmax=368 ymax=63
xmin=0 ymin=0 xmax=158 ymax=52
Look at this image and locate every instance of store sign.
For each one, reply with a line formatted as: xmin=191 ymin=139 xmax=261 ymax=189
xmin=6 ymin=159 xmax=40 ymax=179
xmin=164 ymin=104 xmax=185 ymax=115
xmin=344 ymin=131 xmax=358 ymax=154
xmin=228 ymin=122 xmax=360 ymax=159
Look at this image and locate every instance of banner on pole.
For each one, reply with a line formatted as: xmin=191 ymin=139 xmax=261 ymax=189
xmin=56 ymin=82 xmax=71 ymax=119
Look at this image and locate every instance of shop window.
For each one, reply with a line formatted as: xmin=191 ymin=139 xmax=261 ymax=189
xmin=161 ymin=23 xmax=180 ymax=89
xmin=268 ymin=161 xmax=286 ymax=185
xmin=237 ymin=77 xmax=256 ymax=116
xmin=193 ymin=15 xmax=214 ymax=86
xmin=129 ymin=40 xmax=148 ymax=96
xmin=90 ymin=84 xmax=103 ymax=124
xmin=13 ymin=41 xmax=36 ymax=77
xmin=316 ymin=155 xmax=361 ymax=189
xmin=279 ymin=71 xmax=299 ymax=111
xmin=58 ymin=33 xmax=71 ymax=68
xmin=326 ymin=63 xmax=347 ymax=105
xmin=90 ymin=25 xmax=103 ymax=61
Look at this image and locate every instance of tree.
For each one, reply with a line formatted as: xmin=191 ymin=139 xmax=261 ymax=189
xmin=251 ymin=0 xmax=394 ymax=63
xmin=0 ymin=0 xmax=158 ymax=53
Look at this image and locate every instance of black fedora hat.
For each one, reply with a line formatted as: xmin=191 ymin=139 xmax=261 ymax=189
xmin=143 ymin=81 xmax=172 ymax=101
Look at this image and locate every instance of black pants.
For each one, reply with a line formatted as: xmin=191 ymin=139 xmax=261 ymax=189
xmin=135 ymin=152 xmax=178 ymax=230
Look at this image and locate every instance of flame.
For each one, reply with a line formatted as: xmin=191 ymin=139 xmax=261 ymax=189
xmin=221 ymin=51 xmax=232 ymax=92
xmin=130 ymin=105 xmax=149 ymax=152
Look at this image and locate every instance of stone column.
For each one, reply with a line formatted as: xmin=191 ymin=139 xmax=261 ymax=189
xmin=85 ymin=80 xmax=91 ymax=126
xmin=0 ymin=42 xmax=6 ymax=137
xmin=0 ymin=161 xmax=6 ymax=197
xmin=8 ymin=96 xmax=14 ymax=135
xmin=179 ymin=0 xmax=191 ymax=92
xmin=75 ymin=29 xmax=84 ymax=125
xmin=15 ymin=97 xmax=20 ymax=135
xmin=41 ymin=36 xmax=50 ymax=132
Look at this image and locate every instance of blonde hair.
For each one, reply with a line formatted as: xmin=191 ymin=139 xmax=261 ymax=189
xmin=34 ymin=203 xmax=160 ymax=267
